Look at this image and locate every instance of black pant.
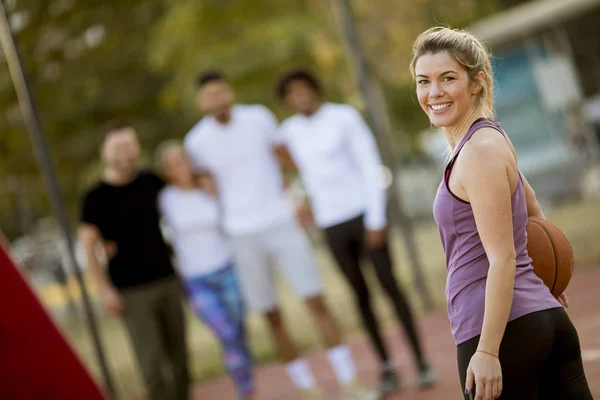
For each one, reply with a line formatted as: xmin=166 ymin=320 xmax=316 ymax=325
xmin=324 ymin=214 xmax=426 ymax=369
xmin=457 ymin=308 xmax=592 ymax=399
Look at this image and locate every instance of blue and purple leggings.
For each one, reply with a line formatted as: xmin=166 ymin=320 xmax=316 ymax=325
xmin=185 ymin=264 xmax=254 ymax=397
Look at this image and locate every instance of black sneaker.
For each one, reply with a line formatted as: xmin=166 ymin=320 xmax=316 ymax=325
xmin=416 ymin=366 xmax=438 ymax=389
xmin=377 ymin=368 xmax=400 ymax=397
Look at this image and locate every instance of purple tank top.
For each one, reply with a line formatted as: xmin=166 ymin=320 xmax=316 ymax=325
xmin=433 ymin=118 xmax=561 ymax=345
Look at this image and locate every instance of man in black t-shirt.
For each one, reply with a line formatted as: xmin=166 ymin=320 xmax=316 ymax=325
xmin=79 ymin=120 xmax=189 ymax=400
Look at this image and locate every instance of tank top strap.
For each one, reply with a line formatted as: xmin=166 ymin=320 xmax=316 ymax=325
xmin=445 ymin=118 xmax=504 ymax=182
xmin=455 ymin=118 xmax=504 ymax=156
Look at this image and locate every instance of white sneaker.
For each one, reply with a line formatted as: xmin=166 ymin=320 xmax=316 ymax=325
xmin=341 ymin=380 xmax=380 ymax=400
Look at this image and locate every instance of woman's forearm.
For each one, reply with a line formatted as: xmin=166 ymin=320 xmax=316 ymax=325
xmin=526 ymin=199 xmax=545 ymax=219
xmin=477 ymin=259 xmax=516 ymax=355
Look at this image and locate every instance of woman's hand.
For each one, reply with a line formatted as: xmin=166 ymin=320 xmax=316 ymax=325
xmin=558 ymin=292 xmax=569 ymax=308
xmin=465 ymin=351 xmax=502 ymax=400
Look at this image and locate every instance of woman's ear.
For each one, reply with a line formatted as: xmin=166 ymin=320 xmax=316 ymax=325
xmin=471 ymin=71 xmax=485 ymax=94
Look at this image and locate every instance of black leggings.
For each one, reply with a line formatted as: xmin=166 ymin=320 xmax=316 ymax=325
xmin=457 ymin=308 xmax=592 ymax=399
xmin=324 ymin=215 xmax=426 ymax=369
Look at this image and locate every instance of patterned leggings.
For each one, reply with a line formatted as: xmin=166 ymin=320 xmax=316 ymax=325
xmin=185 ymin=264 xmax=254 ymax=397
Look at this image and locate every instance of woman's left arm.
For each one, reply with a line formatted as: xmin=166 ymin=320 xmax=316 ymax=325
xmin=460 ymin=134 xmax=517 ymax=399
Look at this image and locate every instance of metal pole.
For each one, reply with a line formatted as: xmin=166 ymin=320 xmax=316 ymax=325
xmin=334 ymin=0 xmax=434 ymax=311
xmin=0 ymin=1 xmax=116 ymax=397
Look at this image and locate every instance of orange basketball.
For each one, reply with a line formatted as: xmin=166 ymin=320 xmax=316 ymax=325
xmin=526 ymin=217 xmax=574 ymax=298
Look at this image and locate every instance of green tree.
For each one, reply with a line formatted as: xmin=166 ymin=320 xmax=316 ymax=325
xmin=149 ymin=0 xmax=500 ymax=158
xmin=147 ymin=0 xmax=329 ymax=121
xmin=0 ymin=0 xmax=181 ymax=238
xmin=0 ymin=0 xmax=501 ymax=239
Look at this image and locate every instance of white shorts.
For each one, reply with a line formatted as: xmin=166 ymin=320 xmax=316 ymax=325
xmin=229 ymin=218 xmax=322 ymax=313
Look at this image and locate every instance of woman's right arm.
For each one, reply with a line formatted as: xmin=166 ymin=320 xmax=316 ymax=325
xmin=521 ymin=173 xmax=545 ymax=219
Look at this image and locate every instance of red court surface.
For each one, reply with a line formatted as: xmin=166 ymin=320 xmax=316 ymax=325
xmin=193 ymin=266 xmax=600 ymax=399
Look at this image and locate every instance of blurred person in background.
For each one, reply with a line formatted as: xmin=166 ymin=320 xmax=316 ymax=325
xmin=184 ymin=71 xmax=377 ymax=400
xmin=411 ymin=27 xmax=592 ymax=399
xmin=78 ymin=121 xmax=189 ymax=400
xmin=277 ymin=69 xmax=437 ymax=396
xmin=156 ymin=140 xmax=255 ymax=400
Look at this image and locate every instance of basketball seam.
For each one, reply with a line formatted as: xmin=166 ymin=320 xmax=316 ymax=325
xmin=530 ymin=219 xmax=558 ymax=294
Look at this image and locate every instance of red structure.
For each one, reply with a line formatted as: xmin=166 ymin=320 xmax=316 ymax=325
xmin=0 ymin=245 xmax=106 ymax=399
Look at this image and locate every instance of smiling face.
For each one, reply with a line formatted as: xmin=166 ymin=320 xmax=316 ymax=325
xmin=101 ymin=127 xmax=140 ymax=176
xmin=415 ymin=51 xmax=483 ymax=130
xmin=160 ymin=144 xmax=195 ymax=187
xmin=284 ymin=79 xmax=320 ymax=115
xmin=196 ymin=79 xmax=234 ymax=121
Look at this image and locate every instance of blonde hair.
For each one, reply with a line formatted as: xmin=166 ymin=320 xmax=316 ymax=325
xmin=410 ymin=27 xmax=494 ymax=118
xmin=154 ymin=139 xmax=182 ymax=176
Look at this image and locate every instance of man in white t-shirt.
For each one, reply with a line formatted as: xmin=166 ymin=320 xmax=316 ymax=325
xmin=184 ymin=72 xmax=376 ymax=399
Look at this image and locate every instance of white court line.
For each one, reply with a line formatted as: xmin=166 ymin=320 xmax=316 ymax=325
xmin=582 ymin=349 xmax=600 ymax=362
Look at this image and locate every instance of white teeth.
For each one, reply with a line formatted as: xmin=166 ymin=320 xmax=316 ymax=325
xmin=431 ymin=103 xmax=452 ymax=110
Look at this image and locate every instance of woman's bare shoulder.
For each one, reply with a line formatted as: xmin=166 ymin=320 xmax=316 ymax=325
xmin=460 ymin=127 xmax=515 ymax=169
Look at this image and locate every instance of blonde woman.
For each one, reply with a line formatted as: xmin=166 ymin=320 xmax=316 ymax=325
xmin=411 ymin=27 xmax=592 ymax=400
xmin=156 ymin=141 xmax=255 ymax=400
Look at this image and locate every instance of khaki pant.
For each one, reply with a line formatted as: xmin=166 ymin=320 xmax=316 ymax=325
xmin=121 ymin=277 xmax=189 ymax=400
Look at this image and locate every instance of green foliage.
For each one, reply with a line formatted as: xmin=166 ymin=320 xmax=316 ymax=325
xmin=147 ymin=0 xmax=320 ymax=121
xmin=0 ymin=0 xmax=500 ymax=238
xmin=0 ymin=1 xmax=180 ymax=238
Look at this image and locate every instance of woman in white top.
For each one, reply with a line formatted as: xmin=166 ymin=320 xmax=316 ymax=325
xmin=156 ymin=141 xmax=255 ymax=400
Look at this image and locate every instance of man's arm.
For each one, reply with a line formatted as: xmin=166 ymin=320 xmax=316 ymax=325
xmin=183 ymin=132 xmax=220 ymax=197
xmin=254 ymin=104 xmax=295 ymax=171
xmin=344 ymin=107 xmax=388 ymax=248
xmin=78 ymin=223 xmax=123 ymax=316
xmin=79 ymin=224 xmax=109 ymax=288
xmin=273 ymin=144 xmax=298 ymax=175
